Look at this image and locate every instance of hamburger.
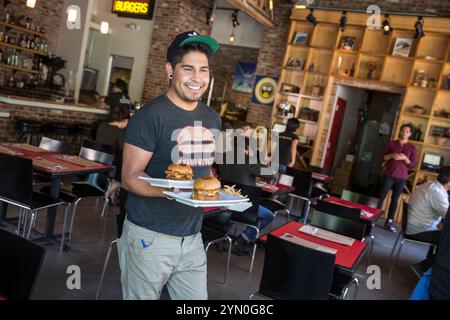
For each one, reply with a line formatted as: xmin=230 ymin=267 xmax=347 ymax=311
xmin=165 ymin=163 xmax=193 ymax=180
xmin=192 ymin=176 xmax=221 ymax=201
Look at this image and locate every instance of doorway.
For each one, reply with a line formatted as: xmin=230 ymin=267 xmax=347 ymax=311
xmin=325 ymin=85 xmax=402 ymax=196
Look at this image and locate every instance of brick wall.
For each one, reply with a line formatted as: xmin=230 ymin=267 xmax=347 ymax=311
xmin=141 ymin=0 xmax=212 ymax=102
xmin=245 ymin=1 xmax=292 ymax=128
xmin=210 ymin=44 xmax=259 ymax=108
xmin=0 ymin=0 xmax=64 ymax=53
xmin=0 ymin=102 xmax=108 ymax=151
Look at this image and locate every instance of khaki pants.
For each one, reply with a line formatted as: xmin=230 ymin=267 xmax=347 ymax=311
xmin=118 ymin=218 xmax=207 ymax=300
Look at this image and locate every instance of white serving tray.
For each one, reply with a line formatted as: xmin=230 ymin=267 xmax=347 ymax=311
xmin=163 ymin=191 xmax=250 ymax=209
xmin=139 ymin=176 xmax=194 ymax=189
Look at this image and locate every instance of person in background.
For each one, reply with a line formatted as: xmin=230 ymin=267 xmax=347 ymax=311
xmin=276 ymin=118 xmax=300 ymax=174
xmin=96 ymin=105 xmax=130 ymax=213
xmin=406 ymin=166 xmax=450 ymax=276
xmin=377 ymin=124 xmax=416 ymax=232
xmin=216 ymin=136 xmax=275 ymax=256
xmin=101 ymin=79 xmax=133 ymax=120
xmin=429 ymin=206 xmax=450 ymax=300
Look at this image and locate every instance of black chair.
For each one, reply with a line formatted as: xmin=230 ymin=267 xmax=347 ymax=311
xmin=250 ymin=234 xmax=335 ymax=300
xmin=341 ymin=189 xmax=379 ymax=209
xmin=202 ymin=211 xmax=233 ymax=285
xmin=0 ymin=229 xmax=46 ymax=300
xmin=388 ymin=201 xmax=437 ymax=277
xmin=309 ymin=210 xmax=365 ymax=299
xmin=341 ymin=189 xmax=380 ymax=265
xmin=0 ymin=153 xmax=69 ymax=252
xmin=308 ymin=165 xmax=331 ymax=197
xmin=96 ymin=213 xmax=125 ymax=300
xmin=222 ymin=180 xmax=263 ymax=273
xmin=316 ymin=199 xmax=361 ymax=221
xmin=261 ymin=167 xmax=314 ymax=224
xmin=83 ymin=139 xmax=114 ymax=155
xmin=50 ymin=123 xmax=72 ymax=144
xmin=310 ymin=210 xmax=366 ymax=240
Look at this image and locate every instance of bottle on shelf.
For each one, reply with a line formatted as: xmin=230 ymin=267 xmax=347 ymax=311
xmin=349 ymin=63 xmax=355 ymax=77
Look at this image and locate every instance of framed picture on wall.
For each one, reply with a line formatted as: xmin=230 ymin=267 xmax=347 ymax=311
xmin=232 ymin=62 xmax=256 ymax=94
xmin=292 ymin=31 xmax=309 ymax=45
xmin=392 ymin=38 xmax=413 ymax=57
xmin=339 ymin=36 xmax=356 ymax=50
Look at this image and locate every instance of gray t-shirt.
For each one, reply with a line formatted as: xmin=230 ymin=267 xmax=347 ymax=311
xmin=124 ymin=94 xmax=221 ymax=236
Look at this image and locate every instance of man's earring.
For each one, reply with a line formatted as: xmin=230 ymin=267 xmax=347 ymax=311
xmin=169 ymin=74 xmax=173 ymax=79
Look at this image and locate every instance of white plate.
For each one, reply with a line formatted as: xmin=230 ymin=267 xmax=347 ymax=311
xmin=139 ymin=176 xmax=194 ymax=189
xmin=163 ymin=191 xmax=250 ymax=208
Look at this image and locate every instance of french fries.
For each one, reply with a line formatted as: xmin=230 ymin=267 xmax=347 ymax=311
xmin=223 ymin=185 xmax=248 ymax=198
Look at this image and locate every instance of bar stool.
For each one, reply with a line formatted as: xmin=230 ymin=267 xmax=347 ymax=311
xmin=15 ymin=120 xmax=44 ymax=146
xmin=74 ymin=124 xmax=94 ymax=153
xmin=50 ymin=123 xmax=73 ymax=145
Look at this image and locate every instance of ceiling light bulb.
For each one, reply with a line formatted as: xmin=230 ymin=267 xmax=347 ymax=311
xmin=229 ymin=33 xmax=236 ymax=43
xmin=100 ymin=21 xmax=109 ymax=34
xmin=26 ymin=0 xmax=36 ymax=8
xmin=67 ymin=8 xmax=78 ymax=23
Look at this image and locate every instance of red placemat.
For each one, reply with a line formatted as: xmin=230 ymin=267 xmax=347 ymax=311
xmin=262 ymin=221 xmax=366 ymax=269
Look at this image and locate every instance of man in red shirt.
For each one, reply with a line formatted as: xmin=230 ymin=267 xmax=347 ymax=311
xmin=378 ymin=124 xmax=417 ymax=232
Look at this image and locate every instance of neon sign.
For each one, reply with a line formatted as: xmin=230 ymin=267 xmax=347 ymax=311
xmin=112 ymin=0 xmax=155 ymax=19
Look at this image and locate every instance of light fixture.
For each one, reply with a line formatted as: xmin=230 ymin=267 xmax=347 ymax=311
xmin=383 ymin=14 xmax=392 ymax=35
xmin=229 ymin=30 xmax=236 ymax=43
xmin=206 ymin=0 xmax=216 ymax=25
xmin=306 ymin=9 xmax=317 ymax=26
xmin=269 ymin=0 xmax=274 ymax=20
xmin=340 ymin=11 xmax=347 ymax=32
xmin=100 ymin=21 xmax=109 ymax=34
xmin=231 ymin=10 xmax=240 ymax=28
xmin=67 ymin=8 xmax=78 ymax=23
xmin=415 ymin=16 xmax=425 ymax=39
xmin=26 ymin=0 xmax=36 ymax=8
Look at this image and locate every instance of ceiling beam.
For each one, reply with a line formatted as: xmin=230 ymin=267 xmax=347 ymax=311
xmin=227 ymin=0 xmax=275 ymax=28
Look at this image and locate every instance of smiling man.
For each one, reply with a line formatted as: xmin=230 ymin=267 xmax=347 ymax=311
xmin=119 ymin=31 xmax=221 ymax=300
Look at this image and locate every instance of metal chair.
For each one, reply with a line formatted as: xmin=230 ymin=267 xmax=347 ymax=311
xmin=0 ymin=229 xmax=46 ymax=300
xmin=389 ymin=201 xmax=437 ymax=277
xmin=40 ymin=145 xmax=114 ymax=245
xmin=202 ymin=211 xmax=233 ymax=285
xmin=96 ymin=214 xmax=125 ymax=300
xmin=309 ymin=210 xmax=365 ymax=299
xmin=222 ymin=181 xmax=263 ymax=273
xmin=0 ymin=153 xmax=68 ymax=253
xmin=261 ymin=167 xmax=314 ymax=225
xmin=250 ymin=234 xmax=335 ymax=300
xmin=38 ymin=136 xmax=70 ymax=153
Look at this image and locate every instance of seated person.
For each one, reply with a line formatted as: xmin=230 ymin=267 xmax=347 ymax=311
xmin=216 ymin=136 xmax=275 ymax=256
xmin=429 ymin=206 xmax=450 ymax=299
xmin=406 ymin=166 xmax=450 ymax=274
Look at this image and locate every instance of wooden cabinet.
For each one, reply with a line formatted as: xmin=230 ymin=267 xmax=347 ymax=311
xmin=273 ymin=10 xmax=450 ymax=176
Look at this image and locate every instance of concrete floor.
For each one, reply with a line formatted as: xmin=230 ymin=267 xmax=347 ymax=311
xmin=1 ymin=200 xmax=427 ymax=300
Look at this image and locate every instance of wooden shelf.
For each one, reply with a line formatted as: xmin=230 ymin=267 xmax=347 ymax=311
xmin=0 ymin=21 xmax=46 ymax=37
xmin=410 ymin=140 xmax=424 ymax=146
xmin=423 ymin=143 xmax=450 ymax=151
xmin=407 ymin=85 xmax=436 ymax=92
xmin=359 ymin=52 xmax=386 ymax=58
xmin=431 ymin=116 xmax=450 ymax=123
xmin=418 ymin=170 xmax=439 ymax=177
xmin=402 ymin=112 xmax=430 ymax=119
xmin=283 ymin=67 xmax=305 ymax=73
xmin=2 ymin=64 xmax=40 ymax=74
xmin=279 ymin=92 xmax=300 ymax=97
xmin=300 ymin=94 xmax=323 ymax=101
xmin=0 ymin=42 xmax=48 ymax=56
xmin=275 ymin=114 xmax=294 ymax=120
xmin=386 ymin=55 xmax=415 ymax=61
xmin=298 ymin=118 xmax=318 ymax=125
xmin=415 ymin=57 xmax=444 ymax=65
xmin=335 ymin=49 xmax=358 ymax=54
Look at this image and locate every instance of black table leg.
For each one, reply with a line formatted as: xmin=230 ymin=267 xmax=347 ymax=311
xmin=0 ymin=201 xmax=7 ymax=221
xmin=45 ymin=176 xmax=61 ymax=238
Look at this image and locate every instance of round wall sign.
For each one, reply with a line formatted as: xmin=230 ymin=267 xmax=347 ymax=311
xmin=253 ymin=77 xmax=277 ymax=105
